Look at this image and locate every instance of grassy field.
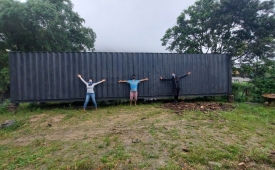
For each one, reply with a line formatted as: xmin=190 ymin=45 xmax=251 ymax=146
xmin=0 ymin=101 xmax=275 ymax=170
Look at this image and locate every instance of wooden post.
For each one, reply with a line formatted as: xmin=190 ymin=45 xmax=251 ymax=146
xmin=7 ymin=103 xmax=19 ymax=113
xmin=227 ymin=95 xmax=234 ymax=103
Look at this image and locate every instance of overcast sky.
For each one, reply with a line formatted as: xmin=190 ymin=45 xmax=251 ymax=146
xmin=19 ymin=0 xmax=197 ymax=52
xmin=70 ymin=0 xmax=197 ymax=52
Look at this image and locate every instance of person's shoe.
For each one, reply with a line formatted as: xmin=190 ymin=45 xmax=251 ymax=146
xmin=83 ymin=109 xmax=86 ymax=111
xmin=95 ymin=108 xmax=98 ymax=110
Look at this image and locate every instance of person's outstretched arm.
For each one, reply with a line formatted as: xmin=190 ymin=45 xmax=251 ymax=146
xmin=118 ymin=80 xmax=128 ymax=83
xmin=140 ymin=78 xmax=149 ymax=82
xmin=93 ymin=79 xmax=106 ymax=86
xmin=78 ymin=74 xmax=88 ymax=85
xmin=159 ymin=76 xmax=171 ymax=81
xmin=179 ymin=72 xmax=191 ymax=79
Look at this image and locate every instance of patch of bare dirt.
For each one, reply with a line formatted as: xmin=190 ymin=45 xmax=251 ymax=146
xmin=163 ymin=101 xmax=234 ymax=114
xmin=9 ymin=109 xmax=194 ymax=147
xmin=29 ymin=114 xmax=46 ymax=123
xmin=6 ymin=111 xmax=162 ymax=145
xmin=29 ymin=114 xmax=65 ymax=126
xmin=49 ymin=115 xmax=65 ymax=123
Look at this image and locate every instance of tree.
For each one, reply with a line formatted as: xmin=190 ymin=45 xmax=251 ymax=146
xmin=250 ymin=60 xmax=275 ymax=102
xmin=161 ymin=0 xmax=275 ymax=63
xmin=161 ymin=0 xmax=219 ymax=54
xmin=0 ymin=51 xmax=9 ymax=100
xmin=0 ymin=0 xmax=97 ymax=97
xmin=0 ymin=0 xmax=96 ymax=52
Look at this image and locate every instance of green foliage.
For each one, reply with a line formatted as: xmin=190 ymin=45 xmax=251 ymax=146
xmin=232 ymin=60 xmax=275 ymax=102
xmin=161 ymin=0 xmax=218 ymax=53
xmin=0 ymin=0 xmax=97 ymax=94
xmin=251 ymin=77 xmax=275 ymax=102
xmin=0 ymin=52 xmax=9 ymax=94
xmin=0 ymin=99 xmax=10 ymax=114
xmin=0 ymin=0 xmax=96 ymax=52
xmin=249 ymin=60 xmax=275 ymax=102
xmin=232 ymin=82 xmax=253 ymax=102
xmin=161 ymin=0 xmax=275 ymax=63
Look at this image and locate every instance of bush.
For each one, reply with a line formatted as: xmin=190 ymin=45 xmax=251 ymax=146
xmin=0 ymin=99 xmax=10 ymax=114
xmin=232 ymin=82 xmax=253 ymax=102
xmin=250 ymin=77 xmax=275 ymax=102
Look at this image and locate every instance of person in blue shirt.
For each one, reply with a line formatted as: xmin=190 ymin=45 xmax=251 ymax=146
xmin=118 ymin=75 xmax=149 ymax=106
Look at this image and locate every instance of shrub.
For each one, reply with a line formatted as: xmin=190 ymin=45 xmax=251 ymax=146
xmin=250 ymin=77 xmax=275 ymax=102
xmin=232 ymin=82 xmax=253 ymax=102
xmin=0 ymin=99 xmax=10 ymax=114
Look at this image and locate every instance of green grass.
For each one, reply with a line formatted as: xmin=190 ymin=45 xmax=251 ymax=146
xmin=0 ymin=102 xmax=275 ymax=169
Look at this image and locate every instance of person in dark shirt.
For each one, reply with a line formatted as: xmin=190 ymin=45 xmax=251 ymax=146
xmin=160 ymin=72 xmax=191 ymax=101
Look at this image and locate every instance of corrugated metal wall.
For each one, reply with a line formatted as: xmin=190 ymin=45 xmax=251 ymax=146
xmin=9 ymin=52 xmax=232 ymax=102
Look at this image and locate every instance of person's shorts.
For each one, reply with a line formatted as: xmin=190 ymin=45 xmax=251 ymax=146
xmin=130 ymin=91 xmax=138 ymax=100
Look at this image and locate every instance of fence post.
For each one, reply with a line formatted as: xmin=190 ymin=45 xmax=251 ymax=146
xmin=227 ymin=95 xmax=234 ymax=103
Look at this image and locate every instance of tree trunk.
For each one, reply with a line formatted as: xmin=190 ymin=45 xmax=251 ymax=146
xmin=0 ymin=92 xmax=3 ymax=102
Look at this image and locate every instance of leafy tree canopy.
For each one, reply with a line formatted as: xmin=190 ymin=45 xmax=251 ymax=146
xmin=0 ymin=0 xmax=96 ymax=52
xmin=161 ymin=0 xmax=275 ymax=63
xmin=0 ymin=0 xmax=97 ymax=95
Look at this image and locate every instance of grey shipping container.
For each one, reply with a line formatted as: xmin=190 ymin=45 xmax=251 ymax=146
xmin=9 ymin=52 xmax=232 ymax=103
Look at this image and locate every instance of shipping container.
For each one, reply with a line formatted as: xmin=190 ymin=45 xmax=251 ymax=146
xmin=9 ymin=52 xmax=232 ymax=103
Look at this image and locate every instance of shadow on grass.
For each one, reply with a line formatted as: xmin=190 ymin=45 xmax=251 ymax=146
xmin=23 ymin=96 xmax=230 ymax=111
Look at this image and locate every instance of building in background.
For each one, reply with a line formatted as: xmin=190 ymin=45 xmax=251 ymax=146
xmin=232 ymin=77 xmax=251 ymax=83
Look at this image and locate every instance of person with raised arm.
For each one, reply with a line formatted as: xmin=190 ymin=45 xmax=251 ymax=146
xmin=78 ymin=74 xmax=106 ymax=111
xmin=118 ymin=75 xmax=149 ymax=106
xmin=160 ymin=72 xmax=191 ymax=102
